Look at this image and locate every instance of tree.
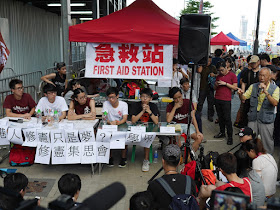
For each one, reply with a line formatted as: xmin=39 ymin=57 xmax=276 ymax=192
xmin=181 ymin=0 xmax=219 ymax=35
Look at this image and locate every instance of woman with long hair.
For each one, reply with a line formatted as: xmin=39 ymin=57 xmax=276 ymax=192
xmin=244 ymin=138 xmax=278 ymax=197
xmin=67 ymin=88 xmax=96 ymax=120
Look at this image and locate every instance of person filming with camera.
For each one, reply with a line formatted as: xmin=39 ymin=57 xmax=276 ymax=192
xmin=171 ymin=58 xmax=189 ymax=88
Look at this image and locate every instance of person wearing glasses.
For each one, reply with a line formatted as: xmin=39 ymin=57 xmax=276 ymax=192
xmin=213 ymin=61 xmax=238 ymax=145
xmin=103 ymin=87 xmax=128 ymax=168
xmin=36 ymin=83 xmax=68 ymax=121
xmin=67 ymin=88 xmax=96 ymax=120
xmin=131 ymin=88 xmax=160 ymax=172
xmin=3 ymin=79 xmax=36 ymax=119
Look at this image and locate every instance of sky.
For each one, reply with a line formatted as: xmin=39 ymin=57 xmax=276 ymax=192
xmin=127 ymin=0 xmax=280 ymax=45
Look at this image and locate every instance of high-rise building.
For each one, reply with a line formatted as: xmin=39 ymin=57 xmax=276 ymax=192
xmin=239 ymin=16 xmax=248 ymax=40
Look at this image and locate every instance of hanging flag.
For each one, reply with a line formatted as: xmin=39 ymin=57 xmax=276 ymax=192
xmin=0 ymin=31 xmax=10 ymax=74
xmin=199 ymin=0 xmax=203 ymax=14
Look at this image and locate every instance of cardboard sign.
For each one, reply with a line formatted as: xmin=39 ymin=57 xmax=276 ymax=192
xmin=81 ymin=142 xmax=97 ymax=164
xmin=51 ymin=129 xmax=65 ymax=144
xmin=86 ymin=43 xmax=173 ymax=80
xmin=140 ymin=132 xmax=156 ymax=148
xmin=110 ymin=132 xmax=126 ymax=149
xmin=65 ymin=130 xmax=80 ymax=143
xmin=102 ymin=125 xmax=118 ymax=132
xmin=22 ymin=128 xmax=38 ymax=147
xmin=8 ymin=128 xmax=23 ymax=144
xmin=96 ymin=142 xmax=110 ymax=163
xmin=66 ymin=143 xmax=82 ymax=164
xmin=35 ymin=143 xmax=51 ymax=164
xmin=96 ymin=129 xmax=111 ymax=142
xmin=160 ymin=126 xmax=175 ymax=134
xmin=79 ymin=128 xmax=95 ymax=143
xmin=52 ymin=144 xmax=67 ymax=164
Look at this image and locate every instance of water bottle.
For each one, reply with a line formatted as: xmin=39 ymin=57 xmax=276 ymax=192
xmin=153 ymin=149 xmax=158 ymax=163
xmin=53 ymin=110 xmax=59 ymax=127
xmin=36 ymin=109 xmax=42 ymax=124
xmin=102 ymin=111 xmax=108 ymax=125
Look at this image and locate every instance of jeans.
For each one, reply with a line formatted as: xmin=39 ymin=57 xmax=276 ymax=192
xmin=215 ymin=99 xmax=233 ymax=138
xmin=197 ymin=89 xmax=215 ymax=118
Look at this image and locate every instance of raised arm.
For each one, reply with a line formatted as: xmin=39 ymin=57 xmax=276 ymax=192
xmin=41 ymin=73 xmax=56 ymax=86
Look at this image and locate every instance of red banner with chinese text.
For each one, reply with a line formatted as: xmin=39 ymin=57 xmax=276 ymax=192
xmin=85 ymin=43 xmax=173 ymax=80
xmin=0 ymin=31 xmax=10 ymax=74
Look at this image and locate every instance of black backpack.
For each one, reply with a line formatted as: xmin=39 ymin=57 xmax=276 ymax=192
xmin=157 ymin=175 xmax=199 ymax=210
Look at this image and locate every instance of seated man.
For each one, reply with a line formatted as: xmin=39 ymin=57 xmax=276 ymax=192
xmin=198 ymin=153 xmax=252 ymax=208
xmin=102 ymin=87 xmax=128 ymax=167
xmin=67 ymin=88 xmax=96 ymax=120
xmin=4 ymin=172 xmax=28 ymax=198
xmin=131 ymin=88 xmax=160 ymax=172
xmin=58 ymin=173 xmax=81 ymax=204
xmin=147 ymin=144 xmax=197 ymax=209
xmin=36 ymin=83 xmax=68 ymax=121
xmin=3 ymin=79 xmax=36 ymax=119
xmin=166 ymin=87 xmax=203 ymax=151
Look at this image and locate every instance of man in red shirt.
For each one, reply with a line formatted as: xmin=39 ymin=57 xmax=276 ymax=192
xmin=3 ymin=79 xmax=36 ymax=119
xmin=214 ymin=61 xmax=238 ymax=145
xmin=166 ymin=87 xmax=203 ymax=151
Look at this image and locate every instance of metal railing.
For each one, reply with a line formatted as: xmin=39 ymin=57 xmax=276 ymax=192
xmin=0 ymin=70 xmax=43 ymax=92
xmin=0 ymin=85 xmax=37 ymax=118
xmin=0 ymin=68 xmax=16 ymax=79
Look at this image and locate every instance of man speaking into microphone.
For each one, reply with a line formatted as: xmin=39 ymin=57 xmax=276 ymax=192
xmin=238 ymin=67 xmax=279 ymax=154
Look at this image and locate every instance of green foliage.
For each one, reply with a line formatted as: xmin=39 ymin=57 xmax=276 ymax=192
xmin=180 ymin=0 xmax=219 ymax=35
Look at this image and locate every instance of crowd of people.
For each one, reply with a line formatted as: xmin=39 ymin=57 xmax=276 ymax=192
xmin=1 ymin=51 xmax=280 ymax=209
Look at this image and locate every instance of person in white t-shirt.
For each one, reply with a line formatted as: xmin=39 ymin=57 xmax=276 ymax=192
xmin=102 ymin=87 xmax=128 ymax=168
xmin=171 ymin=58 xmax=189 ymax=88
xmin=36 ymin=84 xmax=68 ymax=121
xmin=244 ymin=138 xmax=278 ymax=197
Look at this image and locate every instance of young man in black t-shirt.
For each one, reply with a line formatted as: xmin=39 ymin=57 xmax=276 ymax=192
xmin=131 ymin=88 xmax=160 ymax=172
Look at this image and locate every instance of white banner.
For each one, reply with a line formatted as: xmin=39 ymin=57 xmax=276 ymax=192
xmin=86 ymin=43 xmax=173 ymax=80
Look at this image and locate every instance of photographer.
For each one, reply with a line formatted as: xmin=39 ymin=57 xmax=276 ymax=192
xmin=171 ymin=58 xmax=189 ymax=88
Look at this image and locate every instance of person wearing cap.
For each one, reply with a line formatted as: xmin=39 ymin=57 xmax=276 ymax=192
xmin=238 ymin=55 xmax=260 ymax=127
xmin=147 ymin=144 xmax=197 ymax=209
xmin=238 ymin=67 xmax=279 ymax=154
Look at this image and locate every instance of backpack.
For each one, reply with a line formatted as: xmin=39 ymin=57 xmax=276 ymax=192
xmin=9 ymin=144 xmax=36 ymax=166
xmin=157 ymin=175 xmax=199 ymax=210
xmin=208 ymin=74 xmax=216 ymax=90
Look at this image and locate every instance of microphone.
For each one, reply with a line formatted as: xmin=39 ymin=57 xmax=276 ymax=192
xmin=76 ymin=182 xmax=126 ymax=210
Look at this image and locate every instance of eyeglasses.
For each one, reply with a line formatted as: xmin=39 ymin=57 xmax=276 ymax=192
xmin=14 ymin=86 xmax=24 ymax=90
xmin=140 ymin=95 xmax=151 ymax=99
xmin=47 ymin=92 xmax=57 ymax=95
xmin=107 ymin=96 xmax=117 ymax=100
xmin=78 ymin=95 xmax=87 ymax=100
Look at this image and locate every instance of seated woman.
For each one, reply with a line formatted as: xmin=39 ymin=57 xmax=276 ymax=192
xmin=67 ymin=88 xmax=96 ymax=120
xmin=244 ymin=138 xmax=278 ymax=198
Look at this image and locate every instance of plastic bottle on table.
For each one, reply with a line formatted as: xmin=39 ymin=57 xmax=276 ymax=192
xmin=153 ymin=149 xmax=158 ymax=163
xmin=102 ymin=111 xmax=108 ymax=125
xmin=53 ymin=110 xmax=59 ymax=127
xmin=36 ymin=109 xmax=42 ymax=124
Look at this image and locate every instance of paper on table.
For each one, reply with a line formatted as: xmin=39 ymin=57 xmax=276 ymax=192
xmin=59 ymin=122 xmax=74 ymax=130
xmin=160 ymin=126 xmax=175 ymax=133
xmin=102 ymin=125 xmax=118 ymax=132
xmin=96 ymin=129 xmax=111 ymax=142
xmin=79 ymin=128 xmax=95 ymax=143
xmin=37 ymin=130 xmax=51 ymax=143
xmin=125 ymin=132 xmax=142 ymax=145
xmin=52 ymin=143 xmax=67 ymax=164
xmin=22 ymin=128 xmax=38 ymax=147
xmin=66 ymin=143 xmax=82 ymax=164
xmin=96 ymin=142 xmax=110 ymax=163
xmin=130 ymin=126 xmax=146 ymax=133
xmin=8 ymin=128 xmax=23 ymax=145
xmin=110 ymin=132 xmax=126 ymax=149
xmin=65 ymin=129 xmax=80 ymax=143
xmin=35 ymin=143 xmax=52 ymax=164
xmin=81 ymin=142 xmax=97 ymax=164
xmin=139 ymin=132 xmax=156 ymax=148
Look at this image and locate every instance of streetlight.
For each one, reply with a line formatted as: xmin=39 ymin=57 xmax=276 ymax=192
xmin=253 ymin=0 xmax=262 ymax=54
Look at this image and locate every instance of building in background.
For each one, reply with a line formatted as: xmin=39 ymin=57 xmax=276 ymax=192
xmin=239 ymin=16 xmax=248 ymax=40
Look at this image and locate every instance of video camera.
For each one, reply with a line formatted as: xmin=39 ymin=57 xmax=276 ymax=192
xmin=1 ymin=182 xmax=126 ymax=210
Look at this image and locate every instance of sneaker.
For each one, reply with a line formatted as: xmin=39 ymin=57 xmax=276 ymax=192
xmin=142 ymin=159 xmax=150 ymax=172
xmin=208 ymin=117 xmax=213 ymax=122
xmin=107 ymin=157 xmax=114 ymax=167
xmin=202 ymin=139 xmax=207 ymax=143
xmin=118 ymin=158 xmax=127 ymax=168
xmin=227 ymin=137 xmax=233 ymax=145
xmin=214 ymin=132 xmax=226 ymax=138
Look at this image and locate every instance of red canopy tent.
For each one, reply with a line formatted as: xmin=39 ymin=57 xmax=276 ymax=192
xmin=210 ymin=31 xmax=240 ymax=45
xmin=69 ymin=0 xmax=180 ymax=45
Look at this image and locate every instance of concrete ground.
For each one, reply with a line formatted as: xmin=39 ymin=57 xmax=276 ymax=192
xmin=0 ymin=94 xmax=279 ymax=209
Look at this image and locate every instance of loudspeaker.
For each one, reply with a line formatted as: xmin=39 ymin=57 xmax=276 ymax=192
xmin=178 ymin=14 xmax=211 ymax=65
